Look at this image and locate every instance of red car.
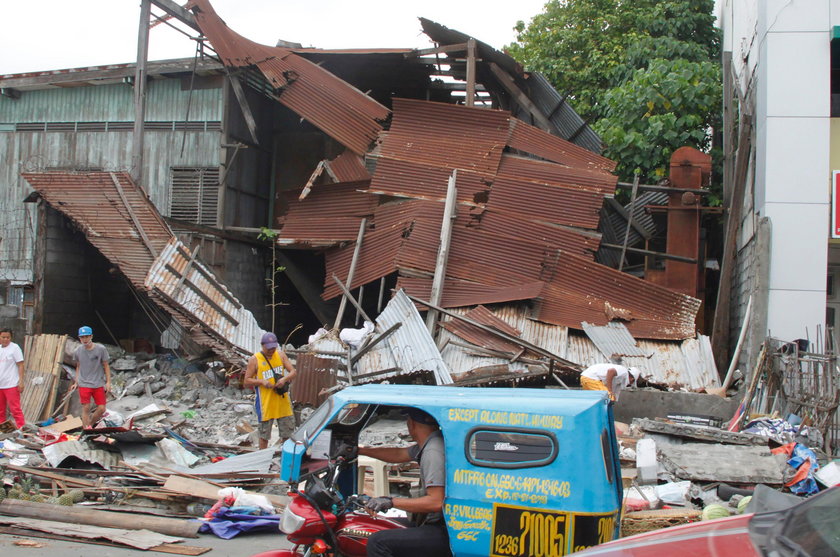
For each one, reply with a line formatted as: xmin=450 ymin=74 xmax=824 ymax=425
xmin=573 ymin=486 xmax=839 ymax=556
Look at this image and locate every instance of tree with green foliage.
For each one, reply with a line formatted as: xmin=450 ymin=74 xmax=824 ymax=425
xmin=508 ymin=0 xmax=721 ymax=188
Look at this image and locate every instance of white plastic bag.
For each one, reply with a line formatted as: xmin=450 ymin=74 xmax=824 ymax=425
xmin=339 ymin=321 xmax=375 ymax=348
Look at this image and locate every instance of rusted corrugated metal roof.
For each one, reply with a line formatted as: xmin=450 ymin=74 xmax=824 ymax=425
xmin=22 ymin=172 xmax=171 ymax=287
xmin=508 ymin=119 xmax=616 ymax=172
xmin=326 ymin=151 xmax=371 ymax=183
xmin=396 ymin=277 xmax=544 ymax=308
xmin=278 ymin=182 xmax=376 ymax=246
xmin=190 ymin=0 xmax=388 ymax=155
xmin=290 ymin=352 xmax=338 ymax=407
xmin=22 ymin=171 xmax=266 ymax=361
xmin=487 ymin=173 xmax=603 ymax=230
xmin=367 ymin=157 xmax=491 ymax=205
xmin=440 ymin=305 xmax=526 ymax=356
xmin=474 ymin=210 xmax=600 ymax=258
xmin=381 ymin=98 xmax=509 ymax=177
xmin=498 ymin=155 xmax=617 ymax=198
xmin=582 ymin=321 xmax=651 ymax=359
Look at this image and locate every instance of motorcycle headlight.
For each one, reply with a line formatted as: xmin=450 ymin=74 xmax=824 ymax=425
xmin=280 ymin=505 xmax=306 ymax=534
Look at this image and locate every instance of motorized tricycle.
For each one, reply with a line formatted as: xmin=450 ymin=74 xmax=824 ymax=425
xmin=255 ymin=384 xmax=623 ymax=557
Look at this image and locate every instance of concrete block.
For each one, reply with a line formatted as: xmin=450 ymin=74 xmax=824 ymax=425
xmin=636 ymin=438 xmax=658 ymax=485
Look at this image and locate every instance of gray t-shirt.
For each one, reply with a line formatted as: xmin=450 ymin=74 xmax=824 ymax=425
xmin=407 ymin=429 xmax=445 ymax=524
xmin=75 ymin=344 xmax=109 ymax=388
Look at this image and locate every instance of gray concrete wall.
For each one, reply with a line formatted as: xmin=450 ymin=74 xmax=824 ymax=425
xmin=613 ymin=388 xmax=742 ymax=424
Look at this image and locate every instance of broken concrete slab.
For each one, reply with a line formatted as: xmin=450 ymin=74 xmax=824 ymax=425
xmin=633 ymin=418 xmax=767 ymax=445
xmin=657 ymin=442 xmax=787 ymax=484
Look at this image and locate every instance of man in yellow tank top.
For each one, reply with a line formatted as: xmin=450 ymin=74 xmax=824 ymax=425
xmin=243 ymin=332 xmax=298 ymax=449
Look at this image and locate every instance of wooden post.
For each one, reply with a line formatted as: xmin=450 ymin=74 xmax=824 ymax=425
xmin=333 ymin=218 xmax=368 ymax=329
xmin=465 ymin=39 xmax=476 ymax=107
xmin=618 ymin=174 xmax=639 ymax=272
xmin=132 ymin=0 xmax=151 ymax=185
xmin=426 ymin=171 xmax=458 ymax=333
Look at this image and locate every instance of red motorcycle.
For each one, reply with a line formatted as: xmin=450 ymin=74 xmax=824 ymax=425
xmin=253 ymin=452 xmax=406 ymax=557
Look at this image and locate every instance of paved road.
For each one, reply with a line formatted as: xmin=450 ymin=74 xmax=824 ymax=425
xmin=0 ymin=529 xmax=292 ymax=556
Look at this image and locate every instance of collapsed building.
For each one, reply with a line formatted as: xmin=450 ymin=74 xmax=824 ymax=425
xmin=1 ymin=0 xmax=720 ymax=396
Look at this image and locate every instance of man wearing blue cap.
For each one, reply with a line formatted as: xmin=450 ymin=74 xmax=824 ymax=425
xmin=243 ymin=332 xmax=298 ymax=449
xmin=72 ymin=326 xmax=111 ymax=429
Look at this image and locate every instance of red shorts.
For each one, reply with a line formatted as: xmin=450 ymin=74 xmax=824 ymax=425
xmin=78 ymin=386 xmax=106 ymax=406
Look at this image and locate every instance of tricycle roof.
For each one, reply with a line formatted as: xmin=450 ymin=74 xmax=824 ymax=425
xmin=328 ymin=384 xmax=609 ymax=415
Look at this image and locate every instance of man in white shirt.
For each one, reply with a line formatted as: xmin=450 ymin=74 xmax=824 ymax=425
xmin=0 ymin=328 xmax=25 ymax=429
xmin=580 ymin=363 xmax=640 ymax=401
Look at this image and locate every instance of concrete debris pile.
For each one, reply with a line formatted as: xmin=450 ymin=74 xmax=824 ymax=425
xmin=0 ymin=341 xmax=290 ymax=553
xmin=615 ymin=412 xmax=839 ymax=537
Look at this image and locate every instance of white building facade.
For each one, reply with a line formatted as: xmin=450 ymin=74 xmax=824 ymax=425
xmin=720 ymin=1 xmax=839 ymax=349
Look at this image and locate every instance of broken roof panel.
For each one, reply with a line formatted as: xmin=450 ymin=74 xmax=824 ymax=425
xmin=473 ymin=210 xmax=599 ymax=258
xmin=396 ymin=277 xmax=545 ymax=309
xmin=508 ymin=119 xmax=617 ymax=172
xmin=191 ymin=0 xmax=388 ymax=155
xmin=326 ymin=151 xmax=372 ymax=183
xmin=23 ymin=171 xmax=265 ymax=360
xmin=374 ymin=289 xmax=452 ymax=384
xmin=498 ymin=154 xmax=617 ymax=198
xmin=278 ymin=182 xmax=376 ymax=246
xmin=438 ymin=306 xmax=718 ymax=390
xmin=440 ymin=305 xmax=526 ymax=356
xmin=582 ymin=321 xmax=652 ymax=359
xmin=486 ymin=173 xmax=604 ymax=230
xmin=22 ymin=172 xmax=171 ymax=287
xmin=146 ymin=238 xmax=264 ymax=354
xmin=367 ymin=157 xmax=491 ymax=205
xmin=418 ymin=18 xmax=603 ymax=153
xmin=380 ymin=98 xmax=509 ymax=177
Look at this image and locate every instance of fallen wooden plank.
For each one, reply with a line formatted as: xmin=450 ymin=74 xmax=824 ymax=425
xmin=0 ymin=499 xmax=201 ymax=538
xmin=163 ymin=474 xmax=288 ymax=508
xmin=43 ymin=415 xmax=83 ymax=433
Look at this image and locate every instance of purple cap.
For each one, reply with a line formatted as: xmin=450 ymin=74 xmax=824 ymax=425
xmin=261 ymin=332 xmax=279 ymax=348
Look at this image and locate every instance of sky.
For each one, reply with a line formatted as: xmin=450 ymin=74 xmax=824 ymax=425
xmin=0 ymin=0 xmax=549 ymax=75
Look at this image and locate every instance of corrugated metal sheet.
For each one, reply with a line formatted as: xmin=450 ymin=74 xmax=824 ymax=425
xmin=367 ymin=157 xmax=491 ymax=205
xmin=23 ymin=171 xmax=171 ymax=284
xmin=191 ymin=0 xmax=388 ymax=155
xmin=440 ymin=305 xmax=525 ymax=356
xmin=0 ymin=77 xmax=223 ymax=123
xmin=508 ymin=119 xmax=616 ymax=172
xmin=498 ymin=154 xmax=617 ymax=198
xmin=278 ymin=181 xmax=376 ymax=246
xmin=326 ymin=151 xmax=371 ymax=183
xmin=290 ymin=352 xmax=338 ymax=407
xmin=396 ymin=277 xmax=545 ymax=309
xmin=375 ymin=289 xmax=452 ymax=384
xmin=418 ymin=18 xmax=603 ymax=154
xmin=381 ymin=98 xmax=509 ymax=177
xmin=146 ymin=238 xmax=265 ymax=354
xmin=22 ymin=171 xmax=265 ymax=361
xmin=474 ymin=210 xmax=600 ymax=258
xmin=487 ymin=173 xmax=603 ymax=230
xmin=438 ymin=306 xmax=718 ymax=390
xmin=582 ymin=321 xmax=651 ymax=359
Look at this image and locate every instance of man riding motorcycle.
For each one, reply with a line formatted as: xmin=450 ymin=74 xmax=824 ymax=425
xmin=359 ymin=408 xmax=451 ymax=557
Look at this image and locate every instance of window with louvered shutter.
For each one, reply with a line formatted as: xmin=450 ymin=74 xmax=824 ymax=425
xmin=169 ymin=167 xmax=220 ymax=226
